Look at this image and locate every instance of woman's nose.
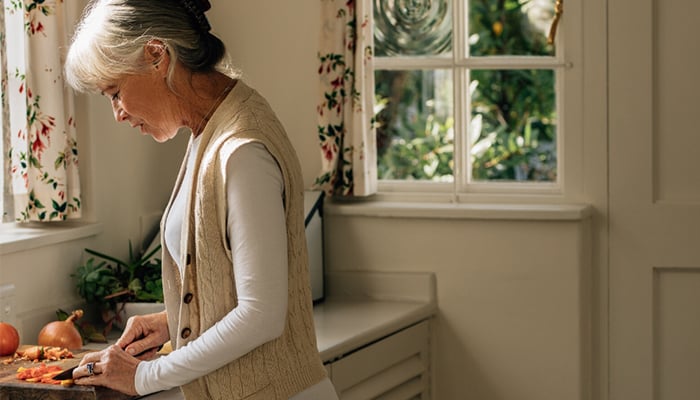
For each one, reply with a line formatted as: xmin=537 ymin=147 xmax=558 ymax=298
xmin=112 ymin=104 xmax=128 ymax=122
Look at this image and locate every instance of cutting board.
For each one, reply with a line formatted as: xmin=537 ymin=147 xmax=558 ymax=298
xmin=0 ymin=346 xmax=137 ymax=400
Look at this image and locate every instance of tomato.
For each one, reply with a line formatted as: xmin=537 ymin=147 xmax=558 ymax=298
xmin=0 ymin=322 xmax=20 ymax=356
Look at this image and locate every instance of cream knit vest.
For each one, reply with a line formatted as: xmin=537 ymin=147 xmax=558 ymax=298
xmin=160 ymin=81 xmax=327 ymax=399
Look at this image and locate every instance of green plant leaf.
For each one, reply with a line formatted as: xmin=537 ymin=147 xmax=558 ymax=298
xmin=74 ymin=241 xmax=164 ymax=336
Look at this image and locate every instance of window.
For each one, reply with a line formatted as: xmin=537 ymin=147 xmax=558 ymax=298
xmin=373 ymin=0 xmax=581 ymax=202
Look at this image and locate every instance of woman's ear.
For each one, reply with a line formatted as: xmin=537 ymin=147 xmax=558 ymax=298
xmin=144 ymin=40 xmax=168 ymax=70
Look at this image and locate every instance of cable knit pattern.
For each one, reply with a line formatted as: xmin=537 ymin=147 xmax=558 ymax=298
xmin=160 ymin=81 xmax=327 ymax=399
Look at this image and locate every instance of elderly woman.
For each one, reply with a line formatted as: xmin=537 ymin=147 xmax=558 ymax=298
xmin=64 ymin=1 xmax=337 ymax=399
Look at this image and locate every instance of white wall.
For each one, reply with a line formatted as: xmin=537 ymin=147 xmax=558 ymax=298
xmin=207 ymin=1 xmax=322 ymax=187
xmin=324 ymin=213 xmax=592 ymax=400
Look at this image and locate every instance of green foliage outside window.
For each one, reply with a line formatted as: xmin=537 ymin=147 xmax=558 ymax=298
xmin=375 ymin=0 xmax=558 ymax=182
xmin=470 ymin=68 xmax=556 ymax=181
xmin=375 ymin=70 xmax=454 ymax=181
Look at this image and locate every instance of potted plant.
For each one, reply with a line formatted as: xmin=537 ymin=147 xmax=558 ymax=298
xmin=73 ymin=240 xmax=164 ymax=335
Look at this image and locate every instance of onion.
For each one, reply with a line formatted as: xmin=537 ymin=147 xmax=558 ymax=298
xmin=0 ymin=322 xmax=20 ymax=356
xmin=38 ymin=309 xmax=84 ymax=350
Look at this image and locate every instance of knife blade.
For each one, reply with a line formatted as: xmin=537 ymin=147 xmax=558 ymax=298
xmin=52 ymin=365 xmax=77 ymax=380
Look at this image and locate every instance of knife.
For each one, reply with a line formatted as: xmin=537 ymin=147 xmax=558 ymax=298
xmin=52 ymin=365 xmax=78 ymax=381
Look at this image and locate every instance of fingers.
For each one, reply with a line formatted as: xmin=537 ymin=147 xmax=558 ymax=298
xmin=75 ymin=349 xmax=105 ymax=379
xmin=73 ymin=345 xmax=139 ymax=396
xmin=77 ymin=351 xmax=99 ymax=368
xmin=115 ymin=312 xmax=169 ymax=352
xmin=73 ymin=361 xmax=100 ymax=379
xmin=74 ymin=374 xmax=100 ymax=386
xmin=121 ymin=334 xmax=161 ymax=357
xmin=74 ymin=365 xmax=137 ymax=396
xmin=128 ymin=345 xmax=159 ymax=360
xmin=115 ymin=319 xmax=142 ymax=350
xmin=123 ymin=341 xmax=149 ymax=357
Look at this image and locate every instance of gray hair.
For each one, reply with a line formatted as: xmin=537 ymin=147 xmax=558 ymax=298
xmin=65 ymin=0 xmax=235 ymax=93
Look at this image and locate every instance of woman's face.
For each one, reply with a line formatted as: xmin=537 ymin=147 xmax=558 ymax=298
xmin=101 ymin=68 xmax=180 ymax=143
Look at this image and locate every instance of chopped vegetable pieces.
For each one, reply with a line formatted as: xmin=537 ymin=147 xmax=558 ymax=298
xmin=2 ymin=346 xmax=74 ymax=364
xmin=15 ymin=363 xmax=73 ymax=385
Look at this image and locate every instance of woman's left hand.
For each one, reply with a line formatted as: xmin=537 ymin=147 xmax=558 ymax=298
xmin=73 ymin=344 xmax=140 ymax=396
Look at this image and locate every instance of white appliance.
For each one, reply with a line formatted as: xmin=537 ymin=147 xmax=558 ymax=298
xmin=304 ymin=190 xmax=325 ymax=303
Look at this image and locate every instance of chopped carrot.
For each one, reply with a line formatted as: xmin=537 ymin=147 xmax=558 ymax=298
xmin=16 ymin=363 xmax=62 ymax=383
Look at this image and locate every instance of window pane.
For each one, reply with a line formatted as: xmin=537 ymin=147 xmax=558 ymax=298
xmin=468 ymin=0 xmax=554 ymax=57
xmin=376 ymin=69 xmax=454 ymax=181
xmin=374 ymin=0 xmax=452 ymax=57
xmin=469 ymin=69 xmax=556 ymax=182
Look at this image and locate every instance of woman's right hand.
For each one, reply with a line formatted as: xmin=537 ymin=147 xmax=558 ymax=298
xmin=115 ymin=310 xmax=170 ymax=360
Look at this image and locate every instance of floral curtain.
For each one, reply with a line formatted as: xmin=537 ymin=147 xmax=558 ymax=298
xmin=315 ymin=0 xmax=377 ymax=197
xmin=2 ymin=0 xmax=81 ymax=222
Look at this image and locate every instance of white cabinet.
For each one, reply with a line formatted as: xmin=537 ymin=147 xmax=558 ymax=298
xmin=326 ymin=320 xmax=431 ymax=400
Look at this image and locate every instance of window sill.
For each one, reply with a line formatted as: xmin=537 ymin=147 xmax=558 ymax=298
xmin=324 ymin=199 xmax=592 ymax=221
xmin=0 ymin=221 xmax=103 ymax=255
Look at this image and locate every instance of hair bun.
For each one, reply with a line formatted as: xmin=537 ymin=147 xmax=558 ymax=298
xmin=198 ymin=0 xmax=211 ymax=12
xmin=181 ymin=0 xmax=211 ymax=32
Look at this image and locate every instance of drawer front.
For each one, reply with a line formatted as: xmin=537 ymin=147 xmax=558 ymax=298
xmin=330 ymin=320 xmax=430 ymax=400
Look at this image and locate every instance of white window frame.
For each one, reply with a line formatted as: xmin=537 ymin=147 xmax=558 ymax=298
xmin=372 ymin=0 xmax=584 ymax=205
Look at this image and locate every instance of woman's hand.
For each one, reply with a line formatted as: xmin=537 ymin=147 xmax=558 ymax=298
xmin=115 ymin=310 xmax=170 ymax=360
xmin=73 ymin=345 xmax=140 ymax=395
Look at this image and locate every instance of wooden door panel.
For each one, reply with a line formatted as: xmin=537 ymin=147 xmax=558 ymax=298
xmin=609 ymin=0 xmax=700 ymax=399
xmin=654 ymin=269 xmax=700 ymax=400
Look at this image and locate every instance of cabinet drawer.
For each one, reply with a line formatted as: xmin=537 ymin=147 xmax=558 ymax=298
xmin=329 ymin=320 xmax=430 ymax=400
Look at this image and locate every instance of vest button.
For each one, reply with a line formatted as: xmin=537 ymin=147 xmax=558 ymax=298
xmin=183 ymin=293 xmax=194 ymax=304
xmin=181 ymin=328 xmax=191 ymax=339
xmin=185 ymin=253 xmax=192 ymax=265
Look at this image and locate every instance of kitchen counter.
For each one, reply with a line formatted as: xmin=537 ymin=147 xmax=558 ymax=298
xmin=314 ymin=298 xmax=435 ymax=363
xmin=141 ymin=271 xmax=437 ymax=399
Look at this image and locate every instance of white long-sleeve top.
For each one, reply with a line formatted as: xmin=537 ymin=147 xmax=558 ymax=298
xmin=135 ymin=138 xmax=336 ymax=399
